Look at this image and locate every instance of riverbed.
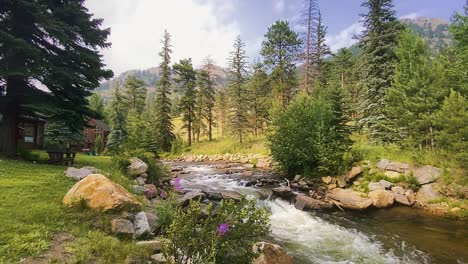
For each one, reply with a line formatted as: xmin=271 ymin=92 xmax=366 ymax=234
xmin=170 ymin=162 xmax=468 ymax=264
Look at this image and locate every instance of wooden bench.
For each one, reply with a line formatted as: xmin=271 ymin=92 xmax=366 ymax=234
xmin=47 ymin=150 xmax=77 ymax=165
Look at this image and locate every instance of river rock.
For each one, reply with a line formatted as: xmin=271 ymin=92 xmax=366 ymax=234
xmin=416 ymin=183 xmax=441 ymax=204
xmin=144 ymin=184 xmax=158 ymax=199
xmin=379 ymin=180 xmax=393 ymax=189
xmin=63 ymin=174 xmax=142 ymax=212
xmin=221 ymin=190 xmax=241 ymax=201
xmin=386 ymin=162 xmax=411 ymax=173
xmin=205 ymin=190 xmax=223 ymax=200
xmin=377 ymin=159 xmax=390 ymax=170
xmin=368 ymin=182 xmax=384 ymax=191
xmin=294 ymin=175 xmax=302 ymax=182
xmin=178 ymin=191 xmax=206 ymax=206
xmin=134 ymin=212 xmax=151 ymax=239
xmin=272 ymin=186 xmax=293 ymax=198
xmin=64 ymin=167 xmax=93 ymax=181
xmin=328 ymin=188 xmax=373 ymax=210
xmin=252 ymin=242 xmax=294 ymax=264
xmin=322 ymin=176 xmax=332 ymax=184
xmin=413 ymin=165 xmax=441 ymax=185
xmin=295 ymin=195 xmax=333 ymax=210
xmin=405 ymin=190 xmax=416 ymax=205
xmin=394 ymin=193 xmax=411 ymax=206
xmin=127 ymin=157 xmax=148 ymax=177
xmin=337 ymin=177 xmax=347 ymax=188
xmin=368 ymin=189 xmax=394 ymax=208
xmin=111 ymin=218 xmax=135 ymax=238
xmin=135 ymin=176 xmax=146 ymax=186
xmin=136 ymin=239 xmax=162 ymax=253
xmin=391 ymin=186 xmax=405 ymax=195
xmin=145 ymin=212 xmax=159 ymax=232
xmin=345 ymin=166 xmax=363 ymax=182
xmin=150 ymin=253 xmax=166 ymax=264
xmin=384 ymin=171 xmax=401 ymax=178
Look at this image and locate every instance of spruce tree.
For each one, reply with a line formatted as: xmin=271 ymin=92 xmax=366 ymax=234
xmin=153 ymin=30 xmax=175 ymax=152
xmin=310 ymin=11 xmax=331 ymax=90
xmin=107 ymin=82 xmax=127 ymax=150
xmin=227 ymin=36 xmax=250 ymax=143
xmin=333 ymin=48 xmax=359 ymax=119
xmin=197 ymin=70 xmax=216 ymax=141
xmin=357 ymin=0 xmax=403 ymax=141
xmin=248 ymin=63 xmax=271 ymax=136
xmin=261 ymin=20 xmax=301 ymax=108
xmin=173 ymin=58 xmax=197 ymax=145
xmin=299 ymin=0 xmax=319 ymax=92
xmin=89 ymin=93 xmax=105 ymax=119
xmin=215 ymin=90 xmax=229 ymax=139
xmin=123 ymin=75 xmax=147 ymax=114
xmin=0 ymin=0 xmax=112 ymax=156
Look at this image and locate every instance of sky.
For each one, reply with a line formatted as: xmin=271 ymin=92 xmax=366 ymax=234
xmin=84 ymin=0 xmax=466 ymax=76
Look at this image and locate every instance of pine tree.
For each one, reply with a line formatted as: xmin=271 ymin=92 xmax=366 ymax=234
xmin=386 ymin=30 xmax=446 ymax=149
xmin=89 ymin=93 xmax=105 ymax=119
xmin=261 ymin=20 xmax=301 ymax=108
xmin=197 ymin=70 xmax=216 ymax=141
xmin=123 ymin=75 xmax=147 ymax=114
xmin=215 ymin=90 xmax=229 ymax=139
xmin=0 ymin=0 xmax=112 ymax=156
xmin=173 ymin=58 xmax=197 ymax=145
xmin=333 ymin=48 xmax=359 ymax=119
xmin=310 ymin=11 xmax=331 ymax=90
xmin=247 ymin=63 xmax=271 ymax=136
xmin=227 ymin=36 xmax=250 ymax=143
xmin=153 ymin=30 xmax=175 ymax=152
xmin=107 ymin=82 xmax=127 ymax=150
xmin=357 ymin=0 xmax=403 ymax=142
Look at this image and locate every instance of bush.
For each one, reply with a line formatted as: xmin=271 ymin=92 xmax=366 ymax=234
xmin=162 ymin=197 xmax=270 ymax=264
xmin=94 ymin=135 xmax=104 ymax=155
xmin=111 ymin=148 xmax=166 ymax=182
xmin=16 ymin=142 xmax=39 ymax=161
xmin=170 ymin=135 xmax=185 ymax=155
xmin=268 ymin=95 xmax=351 ymax=177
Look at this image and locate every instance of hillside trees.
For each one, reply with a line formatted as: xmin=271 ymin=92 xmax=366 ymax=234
xmin=107 ymin=82 xmax=127 ymax=150
xmin=247 ymin=63 xmax=271 ymax=136
xmin=261 ymin=20 xmax=301 ymax=108
xmin=197 ymin=70 xmax=216 ymax=141
xmin=89 ymin=93 xmax=105 ymax=119
xmin=227 ymin=36 xmax=250 ymax=143
xmin=0 ymin=0 xmax=112 ymax=156
xmin=123 ymin=75 xmax=147 ymax=114
xmin=173 ymin=59 xmax=197 ymax=145
xmin=357 ymin=0 xmax=403 ymax=141
xmin=153 ymin=30 xmax=175 ymax=152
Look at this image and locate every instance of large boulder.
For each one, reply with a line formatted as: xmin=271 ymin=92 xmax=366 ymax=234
xmin=177 ymin=191 xmax=206 ymax=207
xmin=252 ymin=242 xmax=294 ymax=264
xmin=386 ymin=162 xmax=411 ymax=173
xmin=111 ymin=218 xmax=135 ymax=238
xmin=294 ymin=195 xmax=333 ymax=210
xmin=413 ymin=165 xmax=441 ymax=185
xmin=136 ymin=240 xmax=162 ymax=253
xmin=328 ymin=188 xmax=373 ymax=210
xmin=272 ymin=186 xmax=293 ymax=198
xmin=221 ymin=190 xmax=241 ymax=201
xmin=127 ymin=157 xmax=148 ymax=177
xmin=416 ymin=183 xmax=441 ymax=204
xmin=394 ymin=193 xmax=411 ymax=206
xmin=134 ymin=212 xmax=151 ymax=239
xmin=63 ymin=174 xmax=142 ymax=212
xmin=368 ymin=189 xmax=394 ymax=208
xmin=64 ymin=167 xmax=93 ymax=181
xmin=344 ymin=166 xmax=362 ymax=182
xmin=376 ymin=159 xmax=390 ymax=170
xmin=368 ymin=182 xmax=384 ymax=191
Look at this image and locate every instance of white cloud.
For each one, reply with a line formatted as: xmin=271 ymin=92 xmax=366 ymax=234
xmin=399 ymin=12 xmax=421 ymax=20
xmin=326 ymin=22 xmax=364 ymax=52
xmin=274 ymin=0 xmax=285 ymax=13
xmin=85 ymin=0 xmax=240 ymax=75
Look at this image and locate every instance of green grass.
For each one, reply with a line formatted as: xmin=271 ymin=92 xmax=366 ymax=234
xmin=0 ymin=152 xmax=151 ymax=263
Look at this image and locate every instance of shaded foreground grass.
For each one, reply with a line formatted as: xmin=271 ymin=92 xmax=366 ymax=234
xmin=0 ymin=153 xmax=151 ymax=263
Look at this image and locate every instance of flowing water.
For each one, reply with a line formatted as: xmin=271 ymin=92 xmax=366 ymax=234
xmin=174 ymin=163 xmax=468 ymax=264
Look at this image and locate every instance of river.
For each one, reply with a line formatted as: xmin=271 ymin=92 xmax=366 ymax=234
xmin=172 ymin=163 xmax=468 ymax=264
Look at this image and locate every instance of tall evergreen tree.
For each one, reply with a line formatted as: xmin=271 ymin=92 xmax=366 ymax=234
xmin=173 ymin=58 xmax=197 ymax=145
xmin=89 ymin=93 xmax=105 ymax=119
xmin=197 ymin=70 xmax=216 ymax=141
xmin=261 ymin=20 xmax=301 ymax=108
xmin=310 ymin=11 xmax=331 ymax=89
xmin=123 ymin=75 xmax=147 ymax=114
xmin=153 ymin=30 xmax=175 ymax=152
xmin=299 ymin=0 xmax=319 ymax=92
xmin=215 ymin=90 xmax=229 ymax=139
xmin=247 ymin=63 xmax=271 ymax=136
xmin=107 ymin=82 xmax=127 ymax=150
xmin=333 ymin=48 xmax=359 ymax=119
xmin=357 ymin=0 xmax=403 ymax=141
xmin=227 ymin=36 xmax=250 ymax=143
xmin=0 ymin=0 xmax=112 ymax=156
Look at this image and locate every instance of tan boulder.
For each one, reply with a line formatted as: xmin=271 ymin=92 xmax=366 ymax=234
xmin=322 ymin=176 xmax=332 ymax=184
xmin=328 ymin=188 xmax=373 ymax=210
xmin=295 ymin=195 xmax=333 ymax=210
xmin=368 ymin=189 xmax=395 ymax=208
xmin=63 ymin=174 xmax=142 ymax=212
xmin=252 ymin=242 xmax=293 ymax=264
xmin=345 ymin=166 xmax=362 ymax=182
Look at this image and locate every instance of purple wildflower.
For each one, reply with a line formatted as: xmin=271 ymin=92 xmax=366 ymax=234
xmin=145 ymin=188 xmax=155 ymax=199
xmin=217 ymin=223 xmax=229 ymax=235
xmin=159 ymin=191 xmax=167 ymax=198
xmin=173 ymin=177 xmax=182 ymax=192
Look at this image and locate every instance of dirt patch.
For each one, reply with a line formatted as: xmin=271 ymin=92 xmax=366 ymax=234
xmin=20 ymin=232 xmax=75 ymax=264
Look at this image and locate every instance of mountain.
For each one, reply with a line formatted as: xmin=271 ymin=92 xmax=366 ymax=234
xmin=400 ymin=16 xmax=452 ymax=51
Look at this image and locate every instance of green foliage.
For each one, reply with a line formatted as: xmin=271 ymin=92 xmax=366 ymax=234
xmin=170 ymin=135 xmax=185 ymax=155
xmin=247 ymin=63 xmax=271 ymax=136
xmin=197 ymin=69 xmax=216 ymax=141
xmin=94 ymin=135 xmax=104 ymax=155
xmin=268 ymin=94 xmax=351 ymax=177
xmin=227 ymin=36 xmax=250 ymax=144
xmin=153 ymin=30 xmax=175 ymax=152
xmin=44 ymin=120 xmax=84 ymax=149
xmin=111 ymin=149 xmax=163 ymax=182
xmin=162 ymin=197 xmax=270 ymax=264
xmin=89 ymin=93 xmax=106 ymax=119
xmin=123 ymin=75 xmax=147 ymax=114
xmin=107 ymin=82 xmax=128 ymax=151
xmin=261 ymin=20 xmax=301 ymax=107
xmin=16 ymin=142 xmax=40 ymax=161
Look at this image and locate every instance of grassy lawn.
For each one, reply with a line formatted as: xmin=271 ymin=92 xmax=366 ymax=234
xmin=0 ymin=153 xmax=151 ymax=264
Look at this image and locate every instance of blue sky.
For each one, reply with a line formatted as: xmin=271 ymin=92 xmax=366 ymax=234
xmin=85 ymin=0 xmax=466 ymax=75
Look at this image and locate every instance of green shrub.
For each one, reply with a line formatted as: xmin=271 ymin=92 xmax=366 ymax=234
xmin=268 ymin=95 xmax=351 ymax=177
xmin=170 ymin=135 xmax=185 ymax=155
xmin=162 ymin=197 xmax=270 ymax=264
xmin=94 ymin=135 xmax=104 ymax=155
xmin=111 ymin=148 xmax=165 ymax=182
xmin=16 ymin=142 xmax=39 ymax=161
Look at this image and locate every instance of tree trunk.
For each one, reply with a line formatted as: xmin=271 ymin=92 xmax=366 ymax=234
xmin=208 ymin=118 xmax=212 ymax=141
xmin=187 ymin=120 xmax=192 ymax=146
xmin=0 ymin=99 xmax=19 ymax=157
